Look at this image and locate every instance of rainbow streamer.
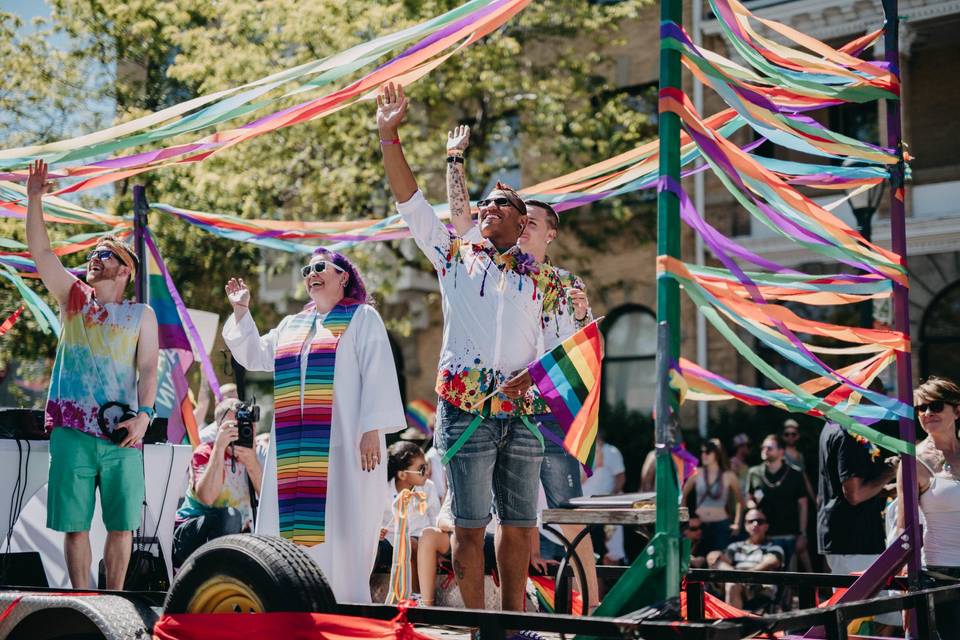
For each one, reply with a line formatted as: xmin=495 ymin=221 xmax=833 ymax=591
xmin=404 ymin=399 xmax=436 ymax=438
xmin=653 ymin=0 xmax=915 ymax=455
xmin=385 ymin=488 xmax=427 ymax=604
xmin=528 ymin=320 xmax=603 ymax=469
xmin=0 ymin=0 xmax=534 ymax=198
xmin=274 ymin=303 xmax=359 ymax=546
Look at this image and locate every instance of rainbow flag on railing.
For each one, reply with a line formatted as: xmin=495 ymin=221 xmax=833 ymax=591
xmin=528 ymin=320 xmax=604 ymax=470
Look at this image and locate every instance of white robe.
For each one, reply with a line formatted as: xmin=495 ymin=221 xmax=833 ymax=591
xmin=222 ymin=304 xmax=405 ymax=603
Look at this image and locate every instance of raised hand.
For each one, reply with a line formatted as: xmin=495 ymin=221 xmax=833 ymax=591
xmin=376 ymin=82 xmax=408 ymax=138
xmin=225 ymin=277 xmax=251 ymax=318
xmin=26 ymin=160 xmax=53 ymax=198
xmin=447 ymin=125 xmax=470 ymax=156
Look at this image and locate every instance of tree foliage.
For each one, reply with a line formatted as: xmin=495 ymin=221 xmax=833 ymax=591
xmin=0 ymin=0 xmax=656 ymax=397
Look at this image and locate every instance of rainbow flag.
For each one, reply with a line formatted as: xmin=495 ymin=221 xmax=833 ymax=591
xmin=145 ymin=233 xmax=200 ymax=447
xmin=404 ymin=399 xmax=436 ymax=437
xmin=528 ymin=320 xmax=603 ymax=470
xmin=529 ymin=575 xmax=583 ymax=615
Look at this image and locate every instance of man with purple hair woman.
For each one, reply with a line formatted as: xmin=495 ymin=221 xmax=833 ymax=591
xmin=221 ymin=248 xmax=405 ymax=602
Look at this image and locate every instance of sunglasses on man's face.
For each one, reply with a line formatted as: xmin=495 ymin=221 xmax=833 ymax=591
xmin=685 ymin=525 xmax=702 ymax=532
xmin=477 ymin=197 xmax=515 ymax=209
xmin=916 ymin=400 xmax=947 ymax=414
xmin=784 ymin=431 xmax=799 ymax=438
xmin=300 ymin=260 xmax=345 ymax=278
xmin=746 ymin=518 xmax=768 ymax=525
xmin=87 ymin=249 xmax=119 ymax=263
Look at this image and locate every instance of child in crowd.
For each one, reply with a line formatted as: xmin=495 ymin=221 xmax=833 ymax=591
xmin=378 ymin=441 xmax=441 ymax=594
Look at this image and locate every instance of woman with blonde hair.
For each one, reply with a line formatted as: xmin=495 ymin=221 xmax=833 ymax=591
xmin=898 ymin=376 xmax=960 ymax=637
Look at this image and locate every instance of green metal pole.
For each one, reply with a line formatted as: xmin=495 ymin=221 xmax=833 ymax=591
xmin=654 ymin=0 xmax=683 ymax=601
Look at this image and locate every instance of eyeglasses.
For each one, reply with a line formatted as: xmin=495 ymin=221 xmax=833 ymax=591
xmin=746 ymin=518 xmax=768 ymax=525
xmin=783 ymin=431 xmax=799 ymax=438
xmin=300 ymin=260 xmax=345 ymax=278
xmin=87 ymin=249 xmax=119 ymax=263
xmin=685 ymin=525 xmax=702 ymax=532
xmin=477 ymin=197 xmax=515 ymax=209
xmin=761 ymin=444 xmax=778 ymax=451
xmin=403 ymin=464 xmax=427 ymax=477
xmin=700 ymin=449 xmax=714 ymax=456
xmin=916 ymin=400 xmax=947 ymax=414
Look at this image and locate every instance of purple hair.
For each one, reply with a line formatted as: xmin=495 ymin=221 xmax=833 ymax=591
xmin=311 ymin=248 xmax=370 ymax=305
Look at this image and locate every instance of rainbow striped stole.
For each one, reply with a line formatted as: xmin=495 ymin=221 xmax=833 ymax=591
xmin=273 ymin=302 xmax=359 ymax=546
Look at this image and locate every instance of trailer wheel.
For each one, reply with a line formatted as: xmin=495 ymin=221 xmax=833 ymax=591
xmin=164 ymin=534 xmax=336 ymax=614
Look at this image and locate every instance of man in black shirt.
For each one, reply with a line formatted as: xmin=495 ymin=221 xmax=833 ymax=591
xmin=817 ymin=421 xmax=898 ymax=571
xmin=746 ymin=434 xmax=808 ymax=567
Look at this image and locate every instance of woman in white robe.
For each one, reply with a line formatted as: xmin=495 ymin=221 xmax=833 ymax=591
xmin=222 ymin=249 xmax=405 ymax=603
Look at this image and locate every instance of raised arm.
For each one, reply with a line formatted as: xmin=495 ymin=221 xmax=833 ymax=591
xmin=222 ymin=278 xmax=279 ymax=372
xmin=446 ymin=125 xmax=474 ymax=237
xmin=377 ymin=83 xmax=418 ymax=204
xmin=25 ymin=160 xmax=77 ymax=305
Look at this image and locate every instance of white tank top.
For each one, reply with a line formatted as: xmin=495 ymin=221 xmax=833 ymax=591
xmin=919 ymin=459 xmax=960 ymax=567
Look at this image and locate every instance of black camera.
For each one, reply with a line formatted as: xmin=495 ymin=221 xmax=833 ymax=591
xmin=234 ymin=400 xmax=259 ymax=449
xmin=97 ymin=402 xmax=138 ymax=445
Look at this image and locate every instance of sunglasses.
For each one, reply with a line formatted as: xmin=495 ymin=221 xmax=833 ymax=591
xmin=402 ymin=464 xmax=427 ymax=477
xmin=300 ymin=260 xmax=345 ymax=278
xmin=746 ymin=518 xmax=768 ymax=525
xmin=685 ymin=525 xmax=702 ymax=532
xmin=916 ymin=400 xmax=947 ymax=414
xmin=87 ymin=249 xmax=120 ymax=263
xmin=784 ymin=431 xmax=799 ymax=438
xmin=477 ymin=197 xmax=515 ymax=209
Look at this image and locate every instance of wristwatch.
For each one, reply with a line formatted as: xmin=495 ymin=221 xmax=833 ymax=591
xmin=137 ymin=406 xmax=156 ymax=420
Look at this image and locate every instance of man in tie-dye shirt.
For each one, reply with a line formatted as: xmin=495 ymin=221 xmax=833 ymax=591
xmin=26 ymin=160 xmax=159 ymax=589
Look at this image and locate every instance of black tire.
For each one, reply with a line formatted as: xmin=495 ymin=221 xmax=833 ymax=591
xmin=163 ymin=534 xmax=337 ymax=614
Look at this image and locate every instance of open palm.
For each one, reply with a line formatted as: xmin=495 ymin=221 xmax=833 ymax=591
xmin=376 ymin=82 xmax=408 ymax=135
xmin=447 ymin=125 xmax=470 ymax=154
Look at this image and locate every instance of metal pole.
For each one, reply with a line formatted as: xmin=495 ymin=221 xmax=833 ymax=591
xmin=132 ymin=185 xmax=149 ymax=304
xmin=692 ymin=0 xmax=709 ymax=439
xmin=655 ymin=0 xmax=683 ymax=600
xmin=880 ymin=0 xmax=922 ymax=588
xmin=854 ymin=208 xmax=874 ymax=330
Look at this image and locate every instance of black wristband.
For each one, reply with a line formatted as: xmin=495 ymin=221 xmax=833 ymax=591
xmin=446 ymin=156 xmax=465 ymax=164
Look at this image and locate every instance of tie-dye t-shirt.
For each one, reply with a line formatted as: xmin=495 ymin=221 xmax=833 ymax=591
xmin=175 ymin=443 xmax=255 ymax=530
xmin=44 ymin=280 xmax=144 ymax=440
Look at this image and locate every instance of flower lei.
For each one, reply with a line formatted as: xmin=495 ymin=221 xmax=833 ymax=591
xmin=851 ymin=433 xmax=882 ymax=462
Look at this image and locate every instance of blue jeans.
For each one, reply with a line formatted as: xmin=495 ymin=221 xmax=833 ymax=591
xmin=538 ymin=414 xmax=583 ymax=509
xmin=436 ymin=400 xmax=543 ymax=528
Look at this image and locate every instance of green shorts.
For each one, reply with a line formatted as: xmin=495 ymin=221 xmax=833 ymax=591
xmin=47 ymin=427 xmax=144 ymax=532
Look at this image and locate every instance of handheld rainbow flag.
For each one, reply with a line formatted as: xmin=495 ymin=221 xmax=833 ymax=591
xmin=528 ymin=319 xmax=604 ymax=470
xmin=404 ymin=399 xmax=436 ymax=438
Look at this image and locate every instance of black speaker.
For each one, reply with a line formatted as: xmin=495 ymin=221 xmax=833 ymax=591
xmin=0 ymin=551 xmax=49 ymax=587
xmin=0 ymin=408 xmax=46 ymax=440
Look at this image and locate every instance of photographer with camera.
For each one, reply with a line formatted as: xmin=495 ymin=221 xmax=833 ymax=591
xmin=172 ymin=398 xmax=263 ymax=569
xmin=26 ymin=161 xmax=159 ymax=589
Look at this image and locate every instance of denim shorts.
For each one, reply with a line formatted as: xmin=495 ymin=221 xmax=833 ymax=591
xmin=435 ymin=400 xmax=543 ymax=528
xmin=537 ymin=414 xmax=582 ymax=509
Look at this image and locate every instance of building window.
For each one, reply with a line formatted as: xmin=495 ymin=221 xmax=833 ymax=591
xmin=601 ymin=304 xmax=657 ymax=414
xmin=920 ymin=280 xmax=960 ymax=383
